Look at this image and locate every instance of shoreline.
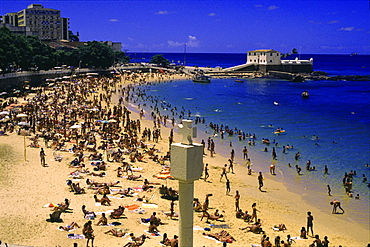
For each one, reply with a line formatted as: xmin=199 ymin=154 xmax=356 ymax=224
xmin=0 ymin=72 xmax=368 ymax=246
xmin=117 ymin=75 xmax=369 ymax=243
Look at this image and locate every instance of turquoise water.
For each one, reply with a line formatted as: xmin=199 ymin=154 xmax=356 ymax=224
xmin=130 ymin=77 xmax=370 ymax=228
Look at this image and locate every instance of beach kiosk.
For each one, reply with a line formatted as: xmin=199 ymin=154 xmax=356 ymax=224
xmin=171 ymin=120 xmax=203 ymax=247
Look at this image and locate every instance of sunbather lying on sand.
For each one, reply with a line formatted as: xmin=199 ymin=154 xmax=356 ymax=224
xmin=105 ymin=228 xmax=125 ymax=237
xmin=203 ymin=230 xmax=236 ymax=243
xmin=112 ymin=188 xmax=132 ymax=196
xmin=123 ymin=234 xmax=150 ymax=247
xmin=200 ymin=209 xmax=224 ymax=223
xmin=59 ymin=222 xmax=80 ymax=231
xmin=273 ymin=223 xmax=287 ymax=231
xmin=240 ymin=219 xmax=265 ymax=234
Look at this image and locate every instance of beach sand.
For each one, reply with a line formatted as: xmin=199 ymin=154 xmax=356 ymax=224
xmin=0 ymin=72 xmax=368 ymax=246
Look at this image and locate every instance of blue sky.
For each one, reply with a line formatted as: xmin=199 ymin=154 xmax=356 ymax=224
xmin=1 ymin=0 xmax=369 ymax=54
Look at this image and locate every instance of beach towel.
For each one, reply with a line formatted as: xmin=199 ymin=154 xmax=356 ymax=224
xmin=43 ymin=203 xmax=58 ymax=208
xmin=57 ymin=227 xmax=76 ymax=232
xmin=291 ymin=237 xmax=305 ymax=240
xmin=96 ymin=210 xmax=114 ymax=215
xmin=210 ymin=223 xmax=231 ymax=229
xmin=144 ymin=230 xmax=162 ymax=237
xmin=193 ymin=226 xmax=204 ymax=231
xmin=203 ymin=235 xmax=222 ymax=244
xmin=142 ymin=203 xmax=158 ymax=208
xmin=132 ymin=187 xmax=144 ymax=192
xmin=125 ymin=204 xmax=140 ymax=211
xmin=67 ymin=233 xmax=85 ymax=239
xmin=95 ymin=202 xmax=102 ymax=206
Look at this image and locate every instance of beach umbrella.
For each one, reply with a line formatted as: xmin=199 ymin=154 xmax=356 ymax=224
xmin=16 ymin=113 xmax=28 ymax=117
xmin=0 ymin=111 xmax=9 ymax=115
xmin=108 ymin=119 xmax=117 ymax=123
xmin=18 ymin=122 xmax=30 ymax=126
xmin=70 ymin=124 xmax=82 ymax=129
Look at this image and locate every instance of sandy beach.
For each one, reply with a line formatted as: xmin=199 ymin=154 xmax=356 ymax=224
xmin=0 ymin=71 xmax=368 ymax=247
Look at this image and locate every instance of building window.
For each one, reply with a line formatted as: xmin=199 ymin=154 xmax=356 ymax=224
xmin=270 ymin=60 xmax=272 ymax=63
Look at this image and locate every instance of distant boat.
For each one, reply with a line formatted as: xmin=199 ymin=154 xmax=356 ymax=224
xmin=302 ymin=91 xmax=309 ymax=98
xmin=350 ymin=53 xmax=358 ymax=56
xmin=235 ymin=79 xmax=244 ymax=82
xmin=193 ymin=74 xmax=211 ymax=83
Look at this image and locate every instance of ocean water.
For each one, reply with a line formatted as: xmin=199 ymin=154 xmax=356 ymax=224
xmin=128 ymin=54 xmax=370 ymax=229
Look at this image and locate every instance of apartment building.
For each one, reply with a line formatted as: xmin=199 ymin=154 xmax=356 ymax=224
xmin=1 ymin=4 xmax=69 ymax=41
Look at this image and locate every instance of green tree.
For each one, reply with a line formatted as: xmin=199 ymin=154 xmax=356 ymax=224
xmin=292 ymin=48 xmax=298 ymax=54
xmin=78 ymin=41 xmax=115 ymax=68
xmin=150 ymin=54 xmax=170 ymax=66
xmin=0 ymin=27 xmax=18 ymax=73
xmin=68 ymin=30 xmax=80 ymax=42
xmin=26 ymin=35 xmax=56 ymax=70
xmin=114 ymin=51 xmax=130 ymax=64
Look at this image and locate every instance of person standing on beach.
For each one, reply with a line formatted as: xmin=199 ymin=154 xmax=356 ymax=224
xmin=242 ymin=146 xmax=248 ymax=160
xmin=272 ymin=147 xmax=277 ymax=160
xmin=40 ymin=148 xmax=46 ymax=167
xmin=251 ymin=203 xmax=259 ymax=223
xmin=270 ymin=163 xmax=276 ymax=175
xmin=210 ymin=140 xmax=215 ymax=157
xmin=228 ymin=159 xmax=234 ymax=174
xmin=258 ymin=172 xmax=264 ymax=191
xmin=327 ymin=185 xmax=331 ymax=196
xmin=204 ymin=163 xmax=209 ymax=181
xmin=235 ymin=190 xmax=240 ymax=211
xmin=230 ymin=149 xmax=235 ymax=162
xmin=220 ymin=164 xmax=228 ymax=182
xmin=306 ymin=211 xmax=314 ymax=236
xmin=226 ymin=179 xmax=231 ymax=195
xmin=82 ymin=220 xmax=95 ymax=247
xmin=324 ymin=165 xmax=329 ymax=175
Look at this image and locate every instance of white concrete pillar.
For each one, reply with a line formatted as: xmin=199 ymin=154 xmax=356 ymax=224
xmin=178 ymin=180 xmax=194 ymax=247
xmin=171 ymin=120 xmax=203 ymax=247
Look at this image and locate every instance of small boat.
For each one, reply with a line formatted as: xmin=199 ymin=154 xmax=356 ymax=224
xmin=193 ymin=74 xmax=211 ymax=83
xmin=235 ymin=79 xmax=244 ymax=83
xmin=273 ymin=101 xmax=279 ymax=106
xmin=302 ymin=91 xmax=309 ymax=98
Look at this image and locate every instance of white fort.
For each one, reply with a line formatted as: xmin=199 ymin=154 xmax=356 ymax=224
xmin=171 ymin=120 xmax=203 ymax=247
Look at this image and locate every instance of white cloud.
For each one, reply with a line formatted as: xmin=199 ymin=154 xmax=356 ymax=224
xmin=168 ymin=40 xmax=183 ymax=47
xmin=187 ymin=35 xmax=200 ymax=47
xmin=168 ymin=36 xmax=200 ymax=48
xmin=328 ymin=20 xmax=339 ymax=24
xmin=156 ymin=10 xmax=169 ymax=15
xmin=268 ymin=5 xmax=279 ymax=10
xmin=254 ymin=5 xmax=263 ymax=7
xmin=127 ymin=38 xmax=134 ymax=41
xmin=339 ymin=27 xmax=355 ymax=31
xmin=109 ymin=19 xmax=119 ymax=22
xmin=208 ymin=13 xmax=216 ymax=16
